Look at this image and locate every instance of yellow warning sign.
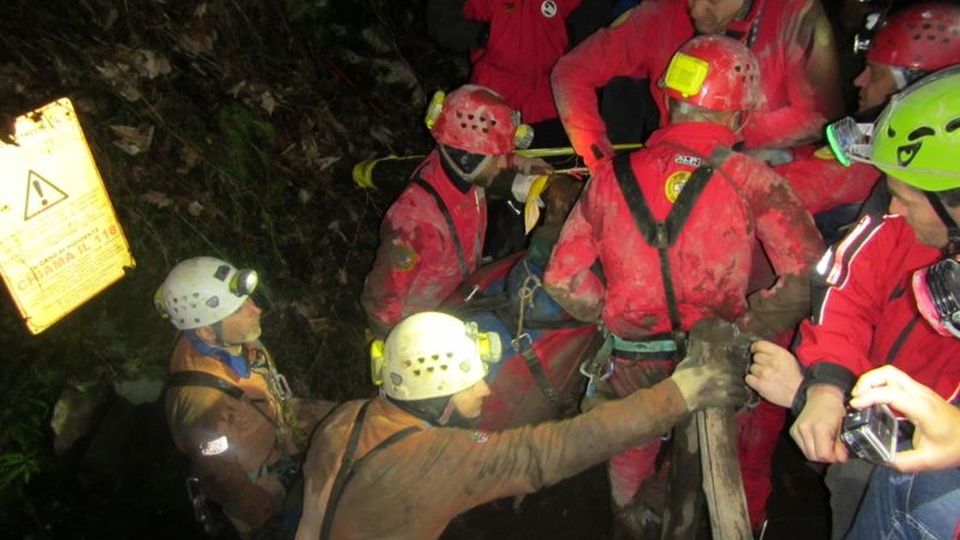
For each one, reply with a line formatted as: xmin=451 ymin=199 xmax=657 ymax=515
xmin=0 ymin=98 xmax=136 ymax=334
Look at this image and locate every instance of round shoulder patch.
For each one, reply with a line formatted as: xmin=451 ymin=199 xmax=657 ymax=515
xmin=387 ymin=242 xmax=418 ymax=272
xmin=664 ymin=170 xmax=691 ymax=203
xmin=540 ymin=0 xmax=558 ymax=18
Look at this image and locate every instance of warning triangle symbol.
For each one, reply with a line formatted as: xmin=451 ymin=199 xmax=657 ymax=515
xmin=24 ymin=170 xmax=68 ymax=220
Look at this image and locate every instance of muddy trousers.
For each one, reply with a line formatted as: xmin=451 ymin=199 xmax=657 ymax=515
xmin=606 ymin=356 xmax=783 ymax=530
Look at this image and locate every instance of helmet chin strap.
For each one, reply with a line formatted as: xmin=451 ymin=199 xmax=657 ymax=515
xmin=925 ymin=191 xmax=960 ymax=256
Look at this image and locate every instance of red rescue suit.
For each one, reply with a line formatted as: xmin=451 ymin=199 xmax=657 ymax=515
xmin=796 ymin=214 xmax=960 ymax=402
xmin=465 ymin=0 xmax=582 ymax=124
xmin=775 ymin=146 xmax=882 ymax=214
xmin=544 ymin=121 xmax=824 ymax=526
xmin=361 ymin=152 xmax=487 ymax=337
xmin=552 ymin=0 xmax=842 ymax=170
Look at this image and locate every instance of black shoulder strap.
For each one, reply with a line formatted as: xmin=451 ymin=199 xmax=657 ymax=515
xmin=319 ymin=401 xmax=422 ymax=540
xmin=412 ymin=175 xmax=469 ymax=280
xmin=166 ymin=371 xmax=244 ymax=401
xmin=612 ymin=150 xmax=727 ymax=356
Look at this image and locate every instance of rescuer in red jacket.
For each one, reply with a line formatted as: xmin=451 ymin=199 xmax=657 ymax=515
xmin=543 ymin=36 xmax=824 ymax=535
xmin=746 ymin=66 xmax=960 ymax=538
xmin=360 ymin=85 xmax=549 ymax=338
xmin=774 ymin=3 xmax=960 ymax=219
xmin=551 ymin=0 xmax=844 ymax=173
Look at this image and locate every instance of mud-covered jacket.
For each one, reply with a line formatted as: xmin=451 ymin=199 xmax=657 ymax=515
xmin=774 ymin=146 xmax=882 ymax=214
xmin=543 ymin=122 xmax=824 ymax=339
xmin=361 ymin=151 xmax=487 ymax=338
xmin=796 ymin=214 xmax=960 ymax=401
xmin=165 ymin=336 xmax=298 ymax=530
xmin=551 ymin=0 xmax=842 ymax=170
xmin=295 ymin=382 xmax=688 ymax=539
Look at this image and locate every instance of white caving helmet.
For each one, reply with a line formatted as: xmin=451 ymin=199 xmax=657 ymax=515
xmin=154 ymin=256 xmax=258 ymax=330
xmin=370 ymin=312 xmax=502 ymax=401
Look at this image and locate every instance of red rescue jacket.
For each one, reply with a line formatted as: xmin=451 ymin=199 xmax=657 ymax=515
xmin=543 ymin=122 xmax=823 ymax=338
xmin=465 ymin=0 xmax=582 ymax=124
xmin=796 ymin=214 xmax=960 ymax=401
xmin=774 ymin=146 xmax=881 ymax=214
xmin=552 ymin=0 xmax=842 ymax=170
xmin=361 ymin=152 xmax=487 ymax=337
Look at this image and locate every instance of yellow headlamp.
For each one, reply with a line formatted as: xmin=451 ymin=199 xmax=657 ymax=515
xmin=370 ymin=339 xmax=386 ymax=386
xmin=663 ymin=52 xmax=709 ymax=98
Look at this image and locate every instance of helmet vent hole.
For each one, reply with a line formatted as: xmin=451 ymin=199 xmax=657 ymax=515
xmin=413 ymin=370 xmax=421 ymax=377
xmin=735 ymin=65 xmax=742 ymax=72
xmin=491 ymin=120 xmax=497 ymax=126
xmin=456 ymin=111 xmax=463 ymax=118
xmin=460 ymin=123 xmax=467 ymax=128
xmin=417 ymin=357 xmax=425 ymax=364
xmin=427 ymin=367 xmax=435 ymax=373
xmin=431 ymin=354 xmax=439 ymax=361
xmin=403 ymin=360 xmax=412 ymax=368
xmin=922 ymin=22 xmax=931 ymax=30
xmin=441 ymin=365 xmax=448 ymax=370
xmin=468 ymin=114 xmax=475 ymax=120
xmin=446 ymin=352 xmax=453 ymax=358
xmin=482 ymin=128 xmax=489 ymax=133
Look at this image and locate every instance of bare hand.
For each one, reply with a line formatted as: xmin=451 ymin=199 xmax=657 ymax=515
xmin=850 ymin=365 xmax=960 ymax=472
xmin=790 ymin=384 xmax=849 ymax=463
xmin=745 ymin=340 xmax=803 ymax=408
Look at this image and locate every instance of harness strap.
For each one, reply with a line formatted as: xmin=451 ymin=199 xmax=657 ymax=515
xmin=513 ymin=334 xmax=574 ymax=417
xmin=167 ymin=371 xmax=244 ymax=400
xmin=319 ymin=401 xmax=422 ymax=540
xmin=611 ymin=149 xmax=729 ymax=357
xmin=412 ymin=176 xmax=469 ymax=280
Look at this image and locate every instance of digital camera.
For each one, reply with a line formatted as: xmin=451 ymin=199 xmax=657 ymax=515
xmin=840 ymin=404 xmax=898 ymax=464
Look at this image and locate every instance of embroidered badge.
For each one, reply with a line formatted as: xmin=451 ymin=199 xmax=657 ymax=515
xmin=674 ymin=155 xmax=702 ymax=167
xmin=540 ymin=0 xmax=557 ymax=18
xmin=664 ymin=170 xmax=691 ymax=203
xmin=813 ymin=145 xmax=837 ymax=161
xmin=199 ymin=435 xmax=229 ymax=456
xmin=387 ymin=242 xmax=418 ymax=272
xmin=470 ymin=430 xmax=490 ymax=444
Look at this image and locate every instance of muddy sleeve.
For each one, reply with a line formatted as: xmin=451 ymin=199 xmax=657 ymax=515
xmin=736 ymin=160 xmax=825 ymax=337
xmin=360 ymin=217 xmax=446 ymax=338
xmin=429 ymin=380 xmax=689 ymax=510
xmin=774 ymin=156 xmax=881 ymax=215
xmin=543 ymin=178 xmax=605 ymax=321
xmin=426 ymin=0 xmax=488 ymax=52
xmin=741 ymin=0 xmax=842 ymax=148
xmin=551 ymin=5 xmax=652 ymax=171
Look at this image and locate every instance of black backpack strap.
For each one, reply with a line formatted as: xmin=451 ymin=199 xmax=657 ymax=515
xmin=166 ymin=371 xmax=244 ymax=401
xmin=319 ymin=401 xmax=422 ymax=540
xmin=611 ymin=150 xmax=727 ymax=357
xmin=412 ymin=176 xmax=469 ymax=280
xmin=513 ymin=334 xmax=573 ymax=417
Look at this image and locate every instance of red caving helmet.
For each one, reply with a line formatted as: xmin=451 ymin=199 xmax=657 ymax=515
xmin=868 ymin=3 xmax=960 ymax=72
xmin=428 ymin=85 xmax=523 ymax=155
xmin=661 ymin=35 xmax=763 ymax=113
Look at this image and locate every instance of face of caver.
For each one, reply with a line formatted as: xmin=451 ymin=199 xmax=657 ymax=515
xmin=215 ymin=297 xmax=263 ymax=346
xmin=854 ymin=62 xmax=899 ymax=113
xmin=688 ymin=0 xmax=747 ymax=35
xmin=449 ymin=379 xmax=492 ymax=419
xmin=887 ymin=177 xmax=954 ymax=248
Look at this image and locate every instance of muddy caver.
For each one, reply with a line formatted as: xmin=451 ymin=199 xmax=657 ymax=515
xmin=360 ymin=84 xmax=551 ymax=339
xmin=551 ymin=0 xmax=844 ymax=173
xmin=543 ymin=36 xmax=824 ymax=535
xmin=294 ymin=311 xmax=747 ymax=540
xmin=155 ymin=257 xmax=334 ymax=538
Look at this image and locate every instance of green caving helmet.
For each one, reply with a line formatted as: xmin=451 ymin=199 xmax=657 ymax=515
xmin=871 ymin=65 xmax=960 ymax=192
